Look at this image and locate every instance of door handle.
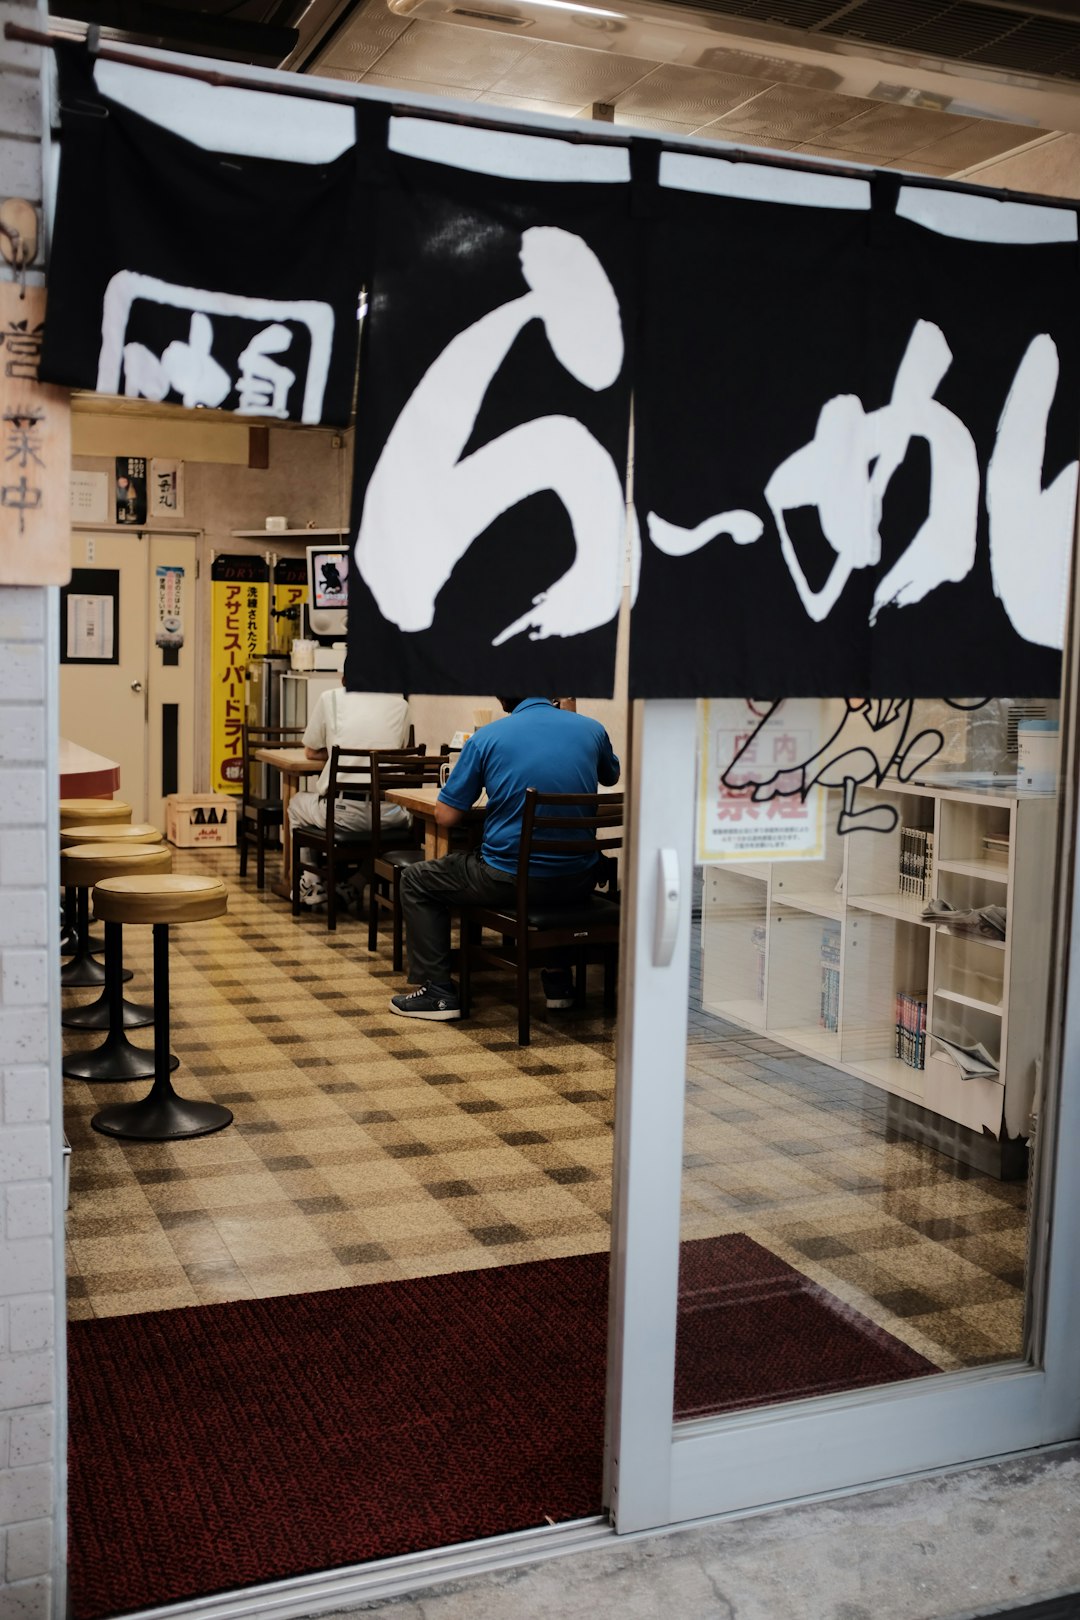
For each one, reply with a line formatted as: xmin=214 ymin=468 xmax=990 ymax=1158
xmin=654 ymin=848 xmax=680 ymax=967
xmin=130 ymin=680 xmax=143 ymax=693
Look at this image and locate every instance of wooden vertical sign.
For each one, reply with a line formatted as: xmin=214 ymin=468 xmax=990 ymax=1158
xmin=0 ymin=283 xmax=71 ymax=585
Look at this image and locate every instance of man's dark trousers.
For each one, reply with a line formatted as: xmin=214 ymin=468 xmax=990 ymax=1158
xmin=401 ymin=851 xmax=599 ymax=987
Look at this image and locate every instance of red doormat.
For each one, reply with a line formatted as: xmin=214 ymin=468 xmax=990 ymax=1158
xmin=68 ymin=1235 xmax=934 ymax=1619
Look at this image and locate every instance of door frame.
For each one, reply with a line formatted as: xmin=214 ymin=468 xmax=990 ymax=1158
xmin=606 ymin=681 xmax=1080 ymax=1532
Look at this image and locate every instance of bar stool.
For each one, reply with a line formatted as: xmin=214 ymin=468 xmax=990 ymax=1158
xmin=59 ymin=824 xmax=162 ymax=988
xmin=91 ymin=875 xmax=233 ymax=1142
xmin=59 ymin=799 xmax=132 ymax=956
xmin=61 ymin=844 xmax=179 ymax=1082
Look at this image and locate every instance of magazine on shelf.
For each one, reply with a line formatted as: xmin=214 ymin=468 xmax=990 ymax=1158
xmin=933 ymin=1035 xmax=1000 ymax=1079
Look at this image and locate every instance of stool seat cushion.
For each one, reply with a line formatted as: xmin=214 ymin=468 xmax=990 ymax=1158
xmin=60 ymin=822 xmax=162 ymax=847
xmin=59 ymin=799 xmax=132 ymax=829
xmin=93 ymin=874 xmax=228 ymax=925
xmin=62 ymin=843 xmax=171 ymax=889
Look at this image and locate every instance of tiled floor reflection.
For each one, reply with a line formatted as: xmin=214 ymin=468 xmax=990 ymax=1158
xmin=62 ymin=847 xmax=616 ymax=1319
xmin=681 ymin=945 xmax=1028 ymax=1371
xmin=63 ymin=856 xmax=1027 ymax=1374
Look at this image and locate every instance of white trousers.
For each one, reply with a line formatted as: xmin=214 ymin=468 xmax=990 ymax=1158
xmin=287 ymin=794 xmax=412 ymax=836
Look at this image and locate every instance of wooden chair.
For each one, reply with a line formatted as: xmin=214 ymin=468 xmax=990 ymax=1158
xmin=367 ymin=751 xmax=443 ymax=970
xmin=459 ymin=789 xmax=624 ymax=1045
xmin=291 ymin=745 xmax=423 ymax=931
xmin=239 ymin=724 xmax=303 ymax=890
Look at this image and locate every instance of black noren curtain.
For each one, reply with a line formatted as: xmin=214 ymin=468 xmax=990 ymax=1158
xmin=630 ymin=161 xmax=1080 ymax=698
xmin=41 ymin=44 xmax=367 ymax=426
xmin=343 ymin=120 xmax=635 ymax=699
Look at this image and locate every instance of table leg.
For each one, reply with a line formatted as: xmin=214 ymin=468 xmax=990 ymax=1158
xmin=271 ymin=771 xmax=299 ymax=902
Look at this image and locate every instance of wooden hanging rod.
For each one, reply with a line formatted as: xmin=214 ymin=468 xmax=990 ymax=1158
xmin=5 ymin=18 xmax=1076 ymax=212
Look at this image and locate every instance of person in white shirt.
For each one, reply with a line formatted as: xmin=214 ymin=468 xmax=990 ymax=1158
xmin=288 ymin=683 xmax=412 ymax=838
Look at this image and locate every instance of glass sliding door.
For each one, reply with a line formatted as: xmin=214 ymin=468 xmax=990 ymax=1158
xmin=608 ymin=687 xmax=1080 ymax=1533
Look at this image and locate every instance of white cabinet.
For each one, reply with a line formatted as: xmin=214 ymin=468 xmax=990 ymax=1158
xmin=700 ymin=781 xmax=1055 ymax=1176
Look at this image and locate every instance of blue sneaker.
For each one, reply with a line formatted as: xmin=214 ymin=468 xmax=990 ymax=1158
xmin=390 ymin=983 xmax=461 ymax=1021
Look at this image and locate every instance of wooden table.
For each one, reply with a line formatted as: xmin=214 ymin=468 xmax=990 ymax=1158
xmin=384 ymin=784 xmax=486 ymax=860
xmin=252 ymin=746 xmax=322 ymax=899
xmin=384 ymin=784 xmax=624 ymax=862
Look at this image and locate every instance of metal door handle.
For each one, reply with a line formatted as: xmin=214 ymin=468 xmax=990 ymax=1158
xmin=131 ymin=681 xmax=143 ymax=693
xmin=654 ymin=848 xmax=680 ymax=967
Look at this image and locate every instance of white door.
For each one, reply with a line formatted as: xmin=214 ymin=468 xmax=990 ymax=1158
xmin=61 ymin=529 xmax=150 ymax=821
xmin=61 ymin=528 xmax=198 ymax=828
xmin=608 ymin=696 xmax=1080 ymax=1532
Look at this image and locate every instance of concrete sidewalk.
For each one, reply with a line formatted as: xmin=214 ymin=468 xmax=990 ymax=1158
xmin=331 ymin=1445 xmax=1080 ymax=1620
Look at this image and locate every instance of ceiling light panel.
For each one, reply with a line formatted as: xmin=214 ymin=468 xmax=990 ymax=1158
xmin=708 ymin=83 xmax=871 ymax=139
xmin=904 ymin=115 xmax=1051 ymax=164
xmin=361 ymin=70 xmax=486 ymax=95
xmin=613 ymin=61 xmax=766 ymax=119
xmin=885 ymin=156 xmax=961 ymax=172
xmin=314 ymin=0 xmax=411 ymax=75
xmin=485 ymin=38 xmax=655 ymax=99
xmin=819 ymin=101 xmax=974 ymax=155
xmin=477 ymin=88 xmax=595 ymax=112
xmin=366 ymin=18 xmax=538 ymax=87
xmin=613 ymin=110 xmax=702 ymax=128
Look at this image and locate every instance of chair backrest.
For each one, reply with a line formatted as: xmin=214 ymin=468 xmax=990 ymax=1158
xmin=515 ymin=789 xmax=624 ymax=916
xmin=324 ymin=745 xmax=428 ymax=838
xmin=369 ymin=750 xmax=442 ymax=856
xmin=241 ymin=723 xmax=304 ymax=809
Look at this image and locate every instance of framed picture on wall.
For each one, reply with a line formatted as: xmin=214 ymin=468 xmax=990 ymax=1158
xmin=60 ymin=567 xmax=120 ymax=665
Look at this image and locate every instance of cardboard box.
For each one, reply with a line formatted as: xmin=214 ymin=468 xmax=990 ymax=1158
xmin=166 ymin=793 xmax=236 ymax=848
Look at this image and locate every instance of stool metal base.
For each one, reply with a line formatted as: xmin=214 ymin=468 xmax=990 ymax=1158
xmin=63 ymin=918 xmax=174 ymax=1078
xmin=90 ymin=919 xmax=232 ymax=1143
xmin=64 ymin=1036 xmax=179 ymax=1082
xmin=63 ymin=992 xmax=153 ymax=1031
xmin=61 ymin=955 xmax=132 ymax=988
xmin=62 ymin=890 xmax=132 ymax=986
xmin=92 ymin=1094 xmax=232 ymax=1141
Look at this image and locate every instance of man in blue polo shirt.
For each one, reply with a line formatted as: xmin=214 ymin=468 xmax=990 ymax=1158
xmin=390 ymin=697 xmax=620 ymax=1021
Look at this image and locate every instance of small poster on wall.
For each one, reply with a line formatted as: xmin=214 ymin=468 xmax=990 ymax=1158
xmin=69 ymin=470 xmax=109 ymax=525
xmin=698 ymin=698 xmax=828 ymax=865
xmin=115 ymin=456 xmax=147 ymax=525
xmin=154 ymin=563 xmax=185 ymax=649
xmin=150 ymin=458 xmax=184 ymax=517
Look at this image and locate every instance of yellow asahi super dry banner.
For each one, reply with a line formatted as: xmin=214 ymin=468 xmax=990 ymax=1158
xmin=272 ymin=555 xmax=308 ymax=656
xmin=211 ymin=553 xmax=268 ymax=794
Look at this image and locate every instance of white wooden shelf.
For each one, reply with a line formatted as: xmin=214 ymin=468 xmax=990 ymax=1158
xmin=936 ymin=858 xmax=1010 ymax=883
xmin=704 ymin=996 xmax=767 ymax=1030
xmin=771 ymin=889 xmax=845 ymax=919
xmin=847 ymin=1055 xmax=926 ymax=1095
xmin=847 ymin=892 xmax=931 ymax=925
xmin=933 ymin=986 xmax=1003 ymax=1016
xmin=767 ymin=1025 xmax=842 ymax=1062
xmin=701 ymin=776 xmax=1055 ymax=1154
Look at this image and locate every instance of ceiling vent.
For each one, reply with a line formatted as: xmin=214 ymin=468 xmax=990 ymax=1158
xmin=645 ymin=0 xmax=1080 ymax=78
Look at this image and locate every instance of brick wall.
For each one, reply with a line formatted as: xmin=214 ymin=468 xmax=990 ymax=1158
xmin=0 ymin=4 xmax=66 ymax=1618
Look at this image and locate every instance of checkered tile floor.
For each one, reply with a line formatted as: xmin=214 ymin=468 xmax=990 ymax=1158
xmin=62 ymin=851 xmax=1028 ymax=1375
